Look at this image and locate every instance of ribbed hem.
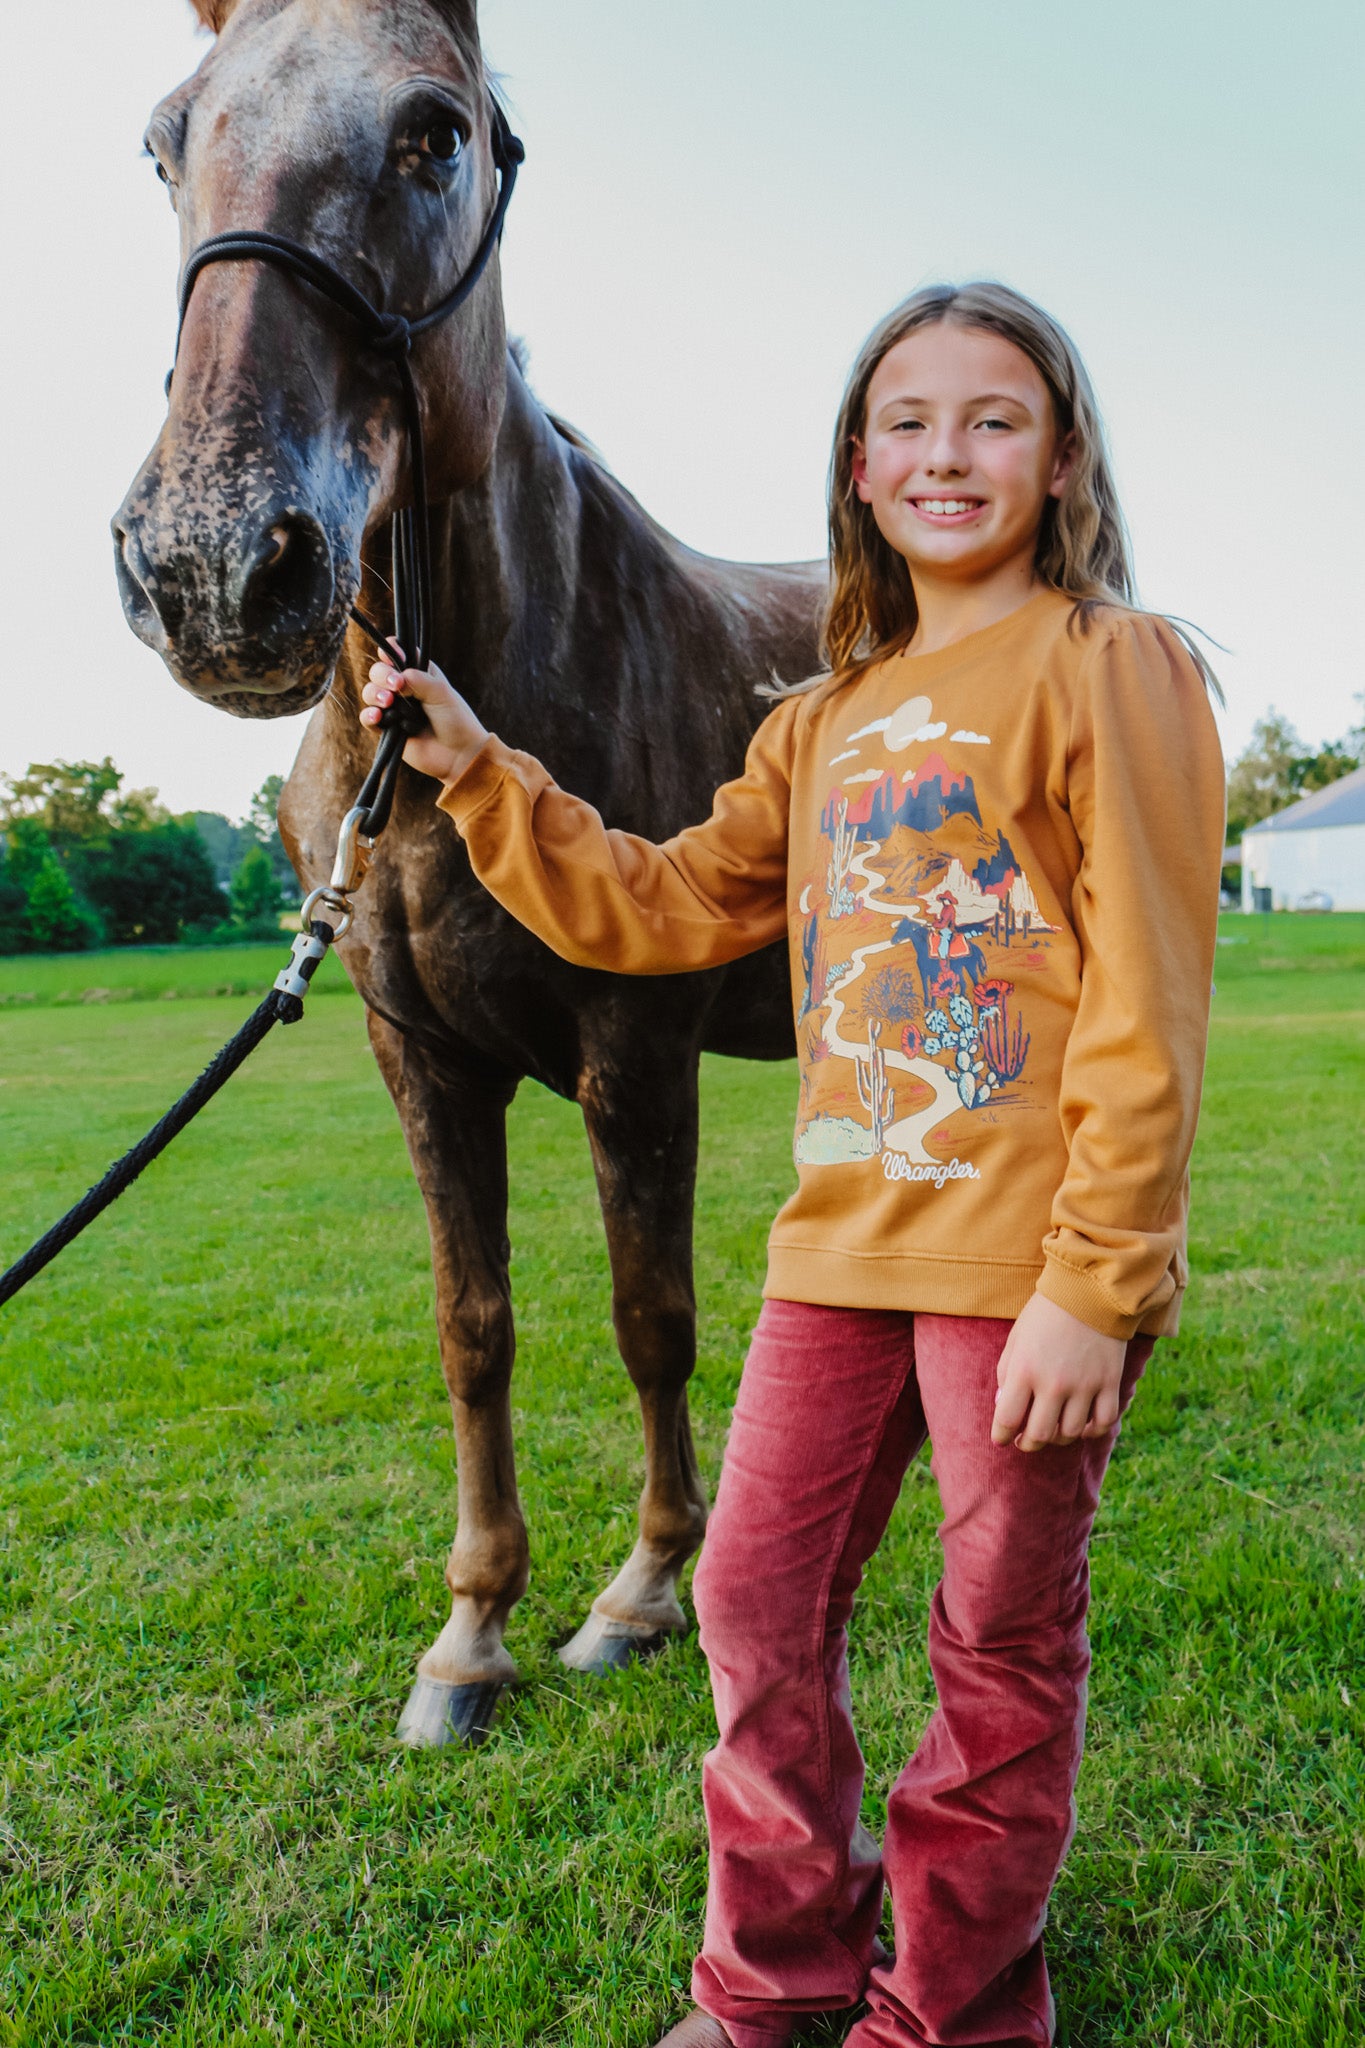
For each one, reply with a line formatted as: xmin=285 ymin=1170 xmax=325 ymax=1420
xmin=764 ymin=1243 xmax=1043 ymax=1323
xmin=764 ymin=1242 xmax=1183 ymax=1340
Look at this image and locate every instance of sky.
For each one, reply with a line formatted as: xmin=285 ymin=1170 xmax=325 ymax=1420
xmin=1 ymin=0 xmax=1362 ymax=821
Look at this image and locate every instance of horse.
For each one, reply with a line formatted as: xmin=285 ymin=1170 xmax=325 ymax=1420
xmin=113 ymin=0 xmax=823 ymax=1746
xmin=893 ymin=919 xmax=989 ymax=1009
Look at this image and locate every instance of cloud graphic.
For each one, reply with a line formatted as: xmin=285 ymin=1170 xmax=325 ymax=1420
xmin=842 ymin=769 xmax=884 ymax=784
xmin=950 ymin=729 xmax=991 ymax=745
xmin=884 ymin=696 xmax=936 ymax=751
xmin=828 ymin=749 xmax=860 ymax=765
xmin=844 ymin=717 xmax=890 ymax=742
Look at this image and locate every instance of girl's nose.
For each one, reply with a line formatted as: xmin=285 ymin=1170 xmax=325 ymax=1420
xmin=924 ymin=430 xmax=969 ymax=475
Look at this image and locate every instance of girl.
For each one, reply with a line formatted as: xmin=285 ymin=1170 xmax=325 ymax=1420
xmin=361 ymin=282 xmax=1224 ymax=2048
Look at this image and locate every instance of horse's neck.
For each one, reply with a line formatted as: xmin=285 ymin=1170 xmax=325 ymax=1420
xmin=428 ymin=364 xmax=596 ymax=732
xmin=430 ymin=363 xmax=739 ymax=752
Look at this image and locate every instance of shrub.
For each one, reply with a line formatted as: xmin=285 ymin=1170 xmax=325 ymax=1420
xmin=72 ymin=822 xmax=228 ymax=945
xmin=225 ymin=842 xmax=286 ymax=939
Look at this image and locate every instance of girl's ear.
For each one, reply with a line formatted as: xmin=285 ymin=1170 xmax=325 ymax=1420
xmin=1048 ymin=429 xmax=1077 ymax=501
xmin=850 ymin=438 xmax=873 ymax=505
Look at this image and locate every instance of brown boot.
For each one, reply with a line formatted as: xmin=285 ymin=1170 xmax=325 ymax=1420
xmin=651 ymin=2013 xmax=736 ymax=2048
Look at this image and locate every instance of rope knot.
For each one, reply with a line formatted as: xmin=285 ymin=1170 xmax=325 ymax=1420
xmin=374 ymin=313 xmax=413 ymax=358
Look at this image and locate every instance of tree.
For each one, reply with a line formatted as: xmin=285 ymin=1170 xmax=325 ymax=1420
xmin=0 ymin=758 xmax=162 ymax=841
xmin=0 ymin=759 xmax=231 ymax=950
xmin=24 ymin=850 xmax=93 ymax=951
xmin=0 ymin=869 xmax=28 ymax=954
xmin=73 ymin=822 xmax=227 ymax=945
xmin=226 ymin=841 xmax=285 ymax=938
xmin=0 ymin=816 xmax=100 ymax=954
xmin=1226 ymin=710 xmax=1362 ymax=841
xmin=246 ymin=773 xmax=295 ymax=889
xmin=190 ymin=810 xmax=248 ymax=889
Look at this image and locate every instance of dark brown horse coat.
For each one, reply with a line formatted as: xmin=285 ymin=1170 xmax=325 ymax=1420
xmin=115 ymin=0 xmax=822 ymax=1741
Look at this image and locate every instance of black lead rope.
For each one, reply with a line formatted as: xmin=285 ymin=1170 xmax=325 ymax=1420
xmin=0 ymin=100 xmax=524 ymax=1312
xmin=0 ymin=927 xmax=334 ymax=1311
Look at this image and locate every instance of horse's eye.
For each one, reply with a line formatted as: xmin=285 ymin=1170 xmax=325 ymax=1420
xmin=155 ymin=162 xmax=169 ymax=184
xmin=420 ymin=122 xmax=461 ymax=162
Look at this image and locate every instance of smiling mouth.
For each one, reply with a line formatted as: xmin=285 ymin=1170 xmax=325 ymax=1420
xmin=911 ymin=497 xmax=986 ymax=521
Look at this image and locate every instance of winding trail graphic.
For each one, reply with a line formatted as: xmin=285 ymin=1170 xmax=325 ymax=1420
xmin=820 ymin=840 xmax=964 ymax=1164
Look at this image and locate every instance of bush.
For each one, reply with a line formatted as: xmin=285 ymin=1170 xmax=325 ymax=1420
xmin=71 ymin=822 xmax=228 ymax=946
xmin=0 ymin=818 xmax=100 ymax=953
xmin=224 ymin=842 xmax=286 ymax=940
xmin=24 ymin=851 xmax=98 ymax=951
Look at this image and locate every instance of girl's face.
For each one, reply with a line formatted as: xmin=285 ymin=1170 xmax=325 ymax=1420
xmin=851 ymin=323 xmax=1074 ymax=586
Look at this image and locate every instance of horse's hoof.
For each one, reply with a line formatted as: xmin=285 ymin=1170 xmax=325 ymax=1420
xmin=557 ymin=1608 xmax=677 ymax=1676
xmin=396 ymin=1675 xmax=506 ymax=1748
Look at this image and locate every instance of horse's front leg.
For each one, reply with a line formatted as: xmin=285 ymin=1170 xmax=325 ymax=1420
xmin=365 ymin=1011 xmax=527 ymax=1747
xmin=559 ymin=1035 xmax=710 ymax=1674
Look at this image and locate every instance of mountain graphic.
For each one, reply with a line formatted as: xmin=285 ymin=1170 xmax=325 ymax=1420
xmin=823 ymin=754 xmax=982 ymax=841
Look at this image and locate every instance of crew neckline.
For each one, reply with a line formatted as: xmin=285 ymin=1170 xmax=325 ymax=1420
xmin=888 ymin=586 xmax=1067 ymax=679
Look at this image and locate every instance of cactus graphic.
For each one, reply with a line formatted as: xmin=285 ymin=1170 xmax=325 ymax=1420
xmin=855 ymin=1018 xmax=895 ymax=1151
xmin=827 ymin=797 xmax=859 ymax=918
xmin=977 ymin=982 xmax=1030 ymax=1082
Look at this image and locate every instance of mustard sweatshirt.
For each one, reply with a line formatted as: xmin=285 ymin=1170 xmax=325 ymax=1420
xmin=438 ymin=590 xmax=1225 ymax=1339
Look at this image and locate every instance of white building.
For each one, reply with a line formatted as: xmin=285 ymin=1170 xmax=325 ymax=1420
xmin=1240 ymin=765 xmax=1365 ymax=911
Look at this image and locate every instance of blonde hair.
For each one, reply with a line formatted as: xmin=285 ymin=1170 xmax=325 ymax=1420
xmin=783 ymin=280 xmax=1215 ymax=697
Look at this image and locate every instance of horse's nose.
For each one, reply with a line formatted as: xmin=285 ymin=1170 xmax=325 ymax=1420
xmin=112 ymin=500 xmax=336 ymax=656
xmin=236 ymin=509 xmax=336 ymax=646
xmin=112 ymin=511 xmax=178 ymax=651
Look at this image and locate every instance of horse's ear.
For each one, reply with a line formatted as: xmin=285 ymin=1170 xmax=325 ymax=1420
xmin=188 ymin=0 xmax=240 ymax=30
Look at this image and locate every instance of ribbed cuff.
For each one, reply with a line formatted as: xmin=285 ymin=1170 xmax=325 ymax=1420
xmin=435 ymin=734 xmax=516 ymax=830
xmin=1035 ymin=1256 xmax=1142 ymax=1340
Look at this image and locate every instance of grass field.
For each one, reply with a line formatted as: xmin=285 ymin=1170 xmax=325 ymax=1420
xmin=0 ymin=940 xmax=351 ymax=1009
xmin=1 ymin=915 xmax=1361 ymax=2046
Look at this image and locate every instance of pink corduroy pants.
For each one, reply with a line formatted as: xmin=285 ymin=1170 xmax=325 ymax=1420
xmin=689 ymin=1299 xmax=1152 ymax=2048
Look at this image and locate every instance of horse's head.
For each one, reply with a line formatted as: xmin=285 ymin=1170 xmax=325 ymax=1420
xmin=113 ymin=0 xmax=508 ymax=717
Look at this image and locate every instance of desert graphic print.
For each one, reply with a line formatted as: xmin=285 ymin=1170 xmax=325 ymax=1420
xmin=794 ymin=692 xmax=1052 ymax=1179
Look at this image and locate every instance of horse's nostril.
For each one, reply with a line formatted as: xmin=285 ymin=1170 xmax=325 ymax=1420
xmin=262 ymin=524 xmax=290 ymax=570
xmin=239 ymin=512 xmax=335 ymax=643
xmin=112 ymin=515 xmax=175 ymax=646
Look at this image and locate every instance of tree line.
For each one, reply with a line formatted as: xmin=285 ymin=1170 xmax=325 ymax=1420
xmin=2 ymin=702 xmax=1360 ymax=954
xmin=1226 ymin=706 xmax=1362 ymax=843
xmin=0 ymin=760 xmax=294 ymax=954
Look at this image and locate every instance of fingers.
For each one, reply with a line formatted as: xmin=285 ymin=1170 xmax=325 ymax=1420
xmin=1080 ymin=1378 xmax=1122 ymax=1439
xmin=360 ymin=659 xmax=450 ymax=728
xmin=993 ymin=1373 xmax=1101 ymax=1452
xmin=1057 ymin=1390 xmax=1094 ymax=1444
xmin=1014 ymin=1387 xmax=1064 ymax=1453
xmin=991 ymin=1371 xmax=1032 ymax=1446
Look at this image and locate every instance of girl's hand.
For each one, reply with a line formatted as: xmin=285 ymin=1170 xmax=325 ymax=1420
xmin=991 ymin=1293 xmax=1126 ymax=1451
xmin=360 ymin=653 xmax=489 ymax=785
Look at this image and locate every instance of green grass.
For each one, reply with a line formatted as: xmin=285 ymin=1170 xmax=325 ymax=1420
xmin=0 ymin=917 xmax=1360 ymax=2045
xmin=0 ymin=940 xmax=350 ymax=1009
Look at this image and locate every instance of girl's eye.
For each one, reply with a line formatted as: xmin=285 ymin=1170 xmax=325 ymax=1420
xmin=978 ymin=416 xmax=1013 ymax=431
xmin=419 ymin=122 xmax=462 ymax=162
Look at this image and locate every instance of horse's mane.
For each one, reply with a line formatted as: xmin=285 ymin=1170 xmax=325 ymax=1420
xmin=547 ymin=414 xmax=607 ymax=468
xmin=506 ymin=335 xmax=606 ymax=471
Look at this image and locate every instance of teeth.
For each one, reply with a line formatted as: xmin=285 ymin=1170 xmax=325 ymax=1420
xmin=919 ymin=499 xmax=976 ymax=516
